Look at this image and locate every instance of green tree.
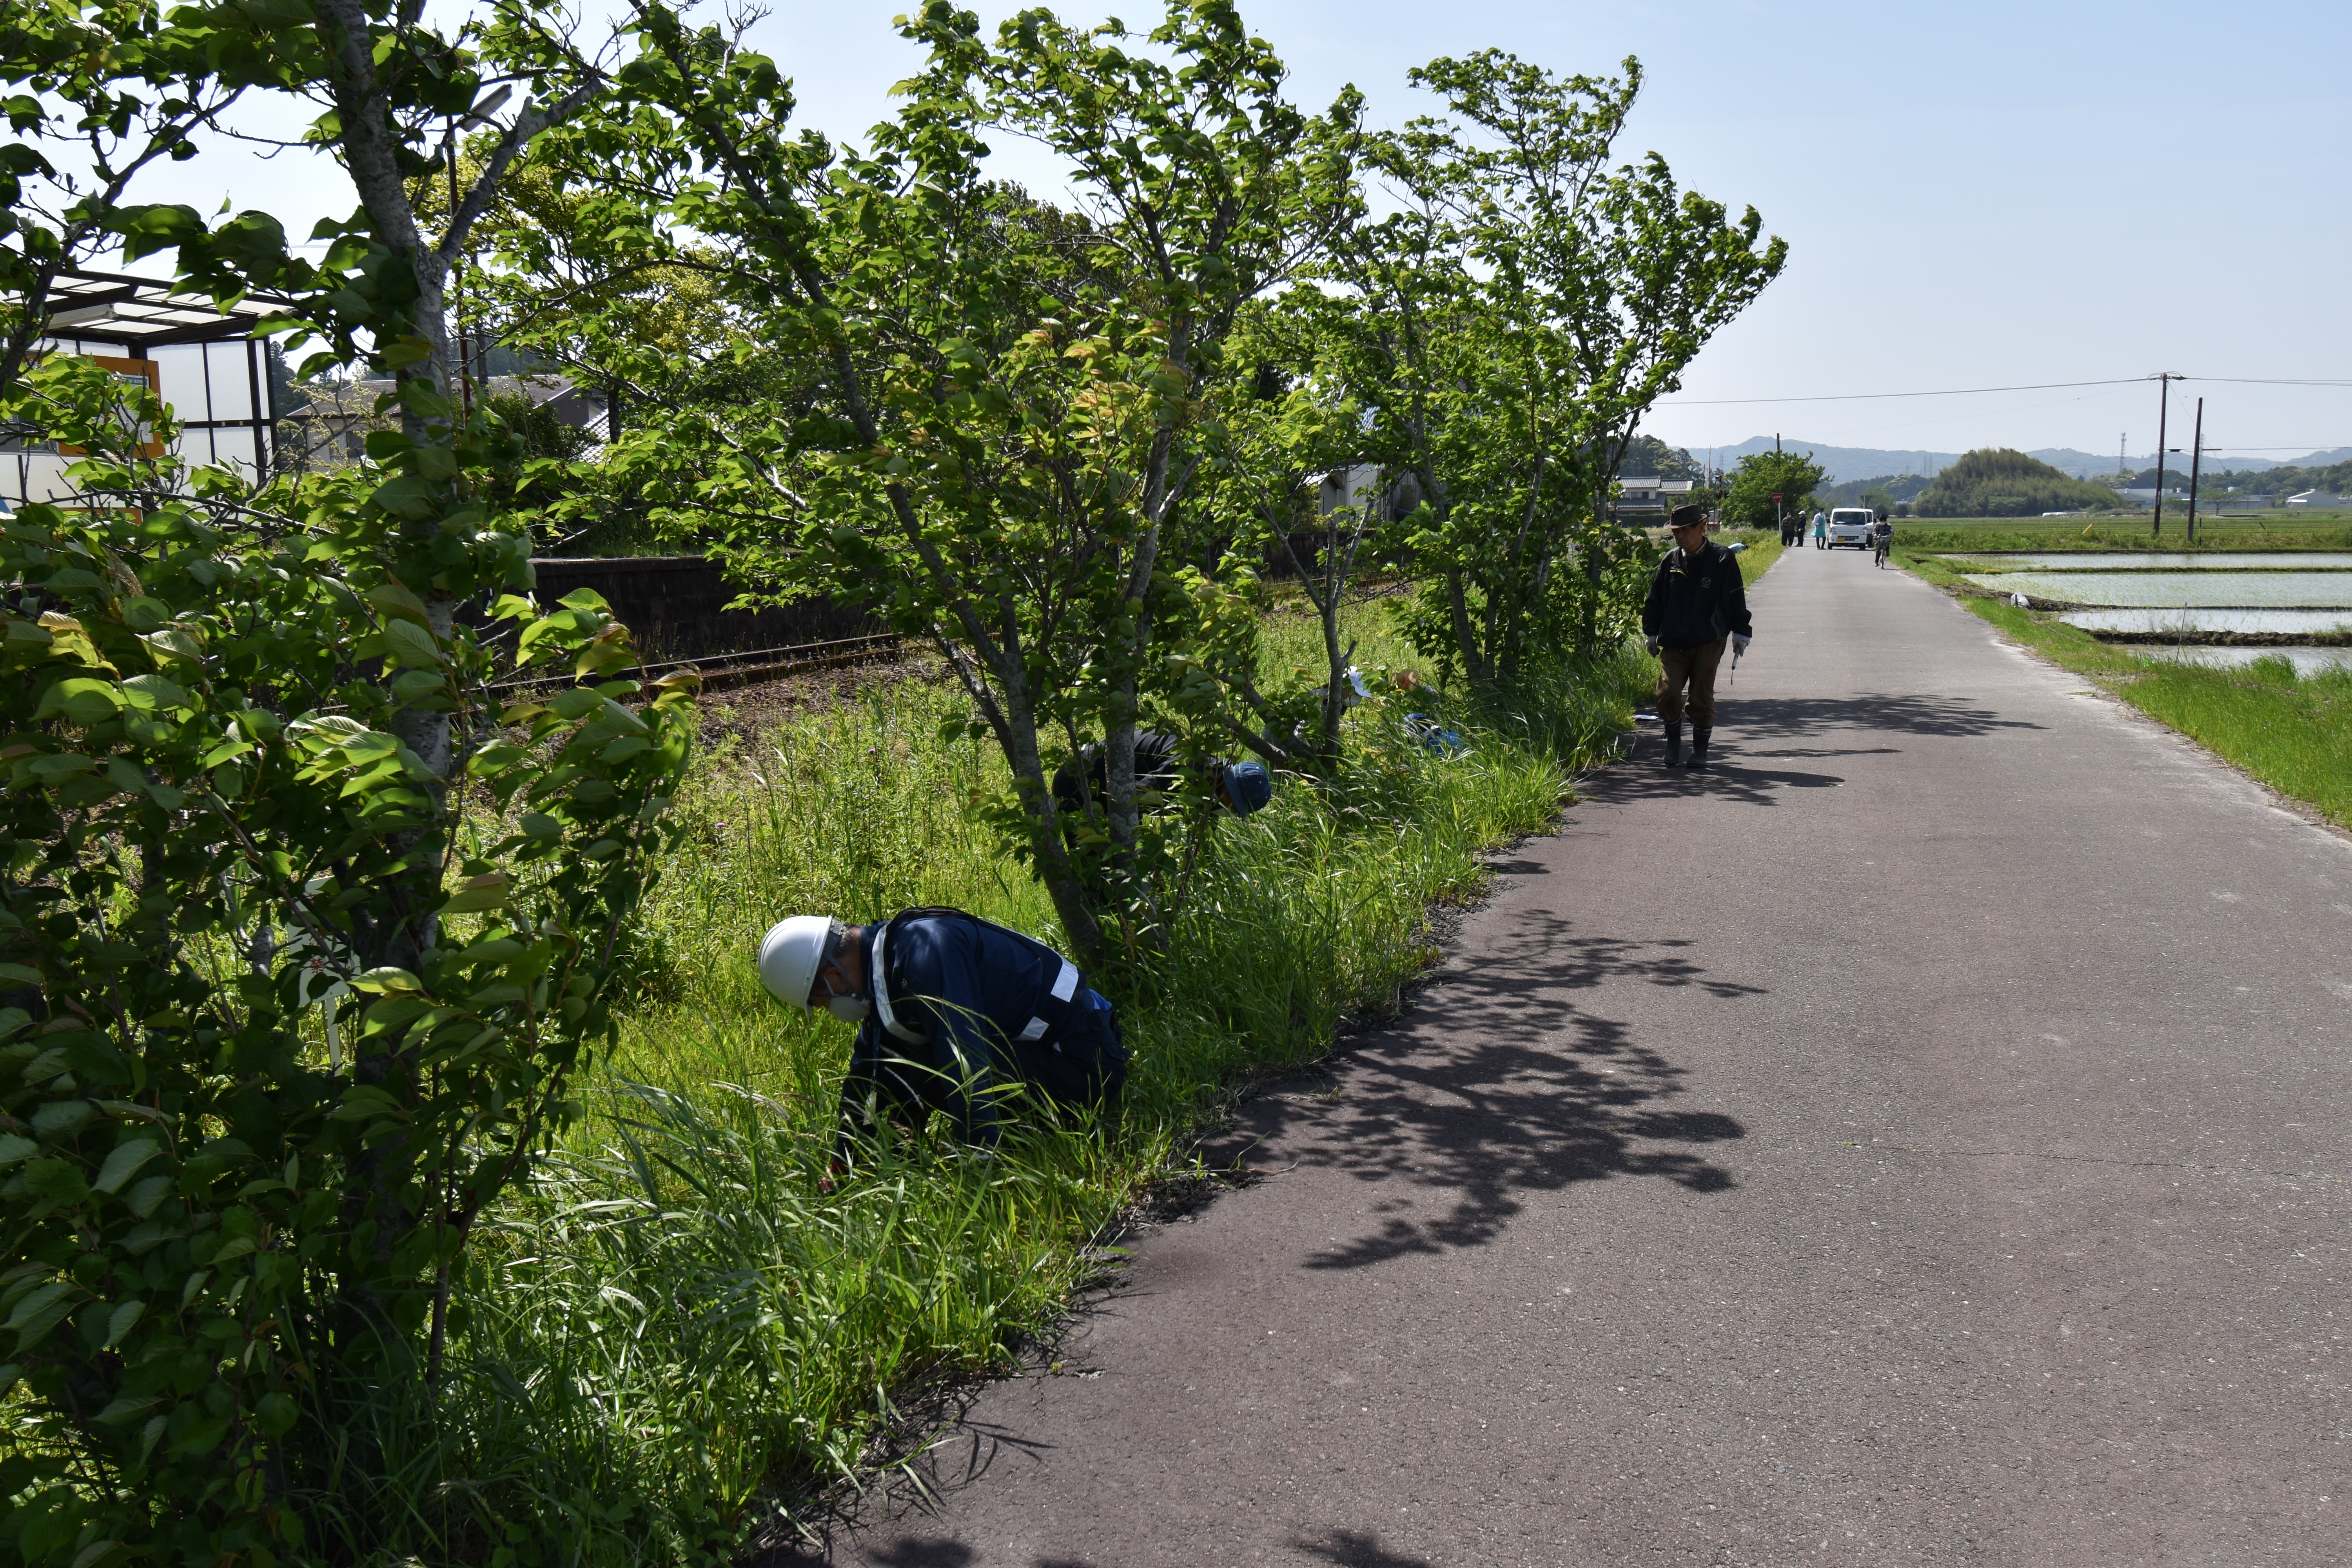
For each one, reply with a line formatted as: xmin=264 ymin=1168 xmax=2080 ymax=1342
xmin=0 ymin=1 xmax=702 ymax=1557
xmin=1619 ymin=432 xmax=1703 ymax=482
xmin=1719 ymin=448 xmax=1826 ymax=528
xmin=1321 ymin=50 xmax=1784 ymax=688
xmin=1183 ymin=307 xmax=1388 ymax=778
xmin=524 ymin=0 xmax=1360 ymax=964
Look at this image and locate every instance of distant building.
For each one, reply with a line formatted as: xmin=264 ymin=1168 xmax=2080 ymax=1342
xmin=278 ymin=373 xmax=610 ymax=475
xmin=2216 ymin=495 xmax=2275 ymax=515
xmin=1312 ymin=464 xmax=1423 ymax=524
xmin=7 ymin=267 xmax=282 ymax=507
xmin=2286 ymin=489 xmax=2344 ymax=508
xmin=1613 ymin=477 xmax=1695 ymax=516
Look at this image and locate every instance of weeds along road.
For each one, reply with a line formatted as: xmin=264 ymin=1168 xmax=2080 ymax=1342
xmin=818 ymin=545 xmax=2350 ymax=1568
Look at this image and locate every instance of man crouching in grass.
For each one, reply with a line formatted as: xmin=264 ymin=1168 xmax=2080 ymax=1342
xmin=1643 ymin=504 xmax=1754 ymax=771
xmin=758 ymin=908 xmax=1128 ymax=1178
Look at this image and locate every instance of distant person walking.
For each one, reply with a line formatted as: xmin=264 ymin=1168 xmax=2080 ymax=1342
xmin=1644 ymin=505 xmax=1755 ymax=771
xmin=1811 ymin=510 xmax=1828 ymax=550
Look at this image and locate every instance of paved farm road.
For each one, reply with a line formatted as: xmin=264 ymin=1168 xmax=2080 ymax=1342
xmin=820 ymin=545 xmax=2350 ymax=1567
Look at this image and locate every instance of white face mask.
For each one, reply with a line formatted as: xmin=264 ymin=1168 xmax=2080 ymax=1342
xmin=826 ymin=993 xmax=872 ymax=1024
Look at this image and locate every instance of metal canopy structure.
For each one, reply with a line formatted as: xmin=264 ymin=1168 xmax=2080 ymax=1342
xmin=6 ymin=267 xmax=286 ymax=506
xmin=41 ymin=267 xmax=276 ymax=353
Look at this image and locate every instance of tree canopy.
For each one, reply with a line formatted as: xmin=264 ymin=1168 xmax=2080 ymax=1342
xmin=1718 ymin=448 xmax=1824 ymax=526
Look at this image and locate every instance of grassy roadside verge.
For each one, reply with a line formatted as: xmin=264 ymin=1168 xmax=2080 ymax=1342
xmin=416 ymin=599 xmax=1649 ymax=1559
xmin=1725 ymin=526 xmax=1784 ymax=586
xmin=1900 ymin=548 xmax=2352 ymax=827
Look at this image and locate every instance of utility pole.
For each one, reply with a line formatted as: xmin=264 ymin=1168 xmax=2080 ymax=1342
xmin=2118 ymin=432 xmax=2127 ymax=482
xmin=2150 ymin=374 xmax=2181 ymax=538
xmin=2185 ymin=398 xmax=2205 ymax=544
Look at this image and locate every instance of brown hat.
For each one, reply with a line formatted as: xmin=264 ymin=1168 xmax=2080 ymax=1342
xmin=1668 ymin=504 xmax=1706 ymax=529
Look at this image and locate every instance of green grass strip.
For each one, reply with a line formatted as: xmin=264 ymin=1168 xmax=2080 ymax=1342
xmin=410 ymin=600 xmax=1650 ymax=1559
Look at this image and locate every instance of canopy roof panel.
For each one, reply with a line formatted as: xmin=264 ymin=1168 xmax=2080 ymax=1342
xmin=40 ymin=267 xmax=284 ymax=353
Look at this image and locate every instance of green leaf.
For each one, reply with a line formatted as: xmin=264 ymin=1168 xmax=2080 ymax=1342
xmin=102 ymin=1298 xmax=143 ymax=1347
xmin=34 ymin=678 xmax=125 ymax=727
xmin=0 ymin=964 xmax=40 ymax=985
xmin=366 ymin=579 xmax=432 ymax=624
xmin=7 ymin=1282 xmax=76 ymax=1350
xmin=140 ymin=627 xmax=202 ymax=662
xmin=440 ymin=873 xmax=510 ymax=915
xmin=120 ymin=673 xmax=190 ymax=710
xmin=330 ymin=1084 xmax=410 ymax=1122
xmin=350 ymin=967 xmax=422 ymax=994
xmin=30 ymin=1100 xmax=91 ymax=1137
xmin=467 ymin=742 xmax=526 ymax=777
xmin=123 ymin=1176 xmax=173 ymax=1218
xmin=382 ymin=618 xmax=445 ymax=667
xmin=93 ymin=1140 xmax=161 ymax=1194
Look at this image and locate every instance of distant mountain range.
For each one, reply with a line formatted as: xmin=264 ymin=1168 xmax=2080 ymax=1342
xmin=1692 ymin=437 xmax=2352 ymax=486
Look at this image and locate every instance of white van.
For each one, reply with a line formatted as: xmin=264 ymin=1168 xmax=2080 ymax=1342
xmin=1826 ymin=508 xmax=1877 ymax=548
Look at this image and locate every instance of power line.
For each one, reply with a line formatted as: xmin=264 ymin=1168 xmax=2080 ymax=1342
xmin=1656 ymin=373 xmax=2352 ymax=408
xmin=1655 ymin=377 xmax=2141 ymax=407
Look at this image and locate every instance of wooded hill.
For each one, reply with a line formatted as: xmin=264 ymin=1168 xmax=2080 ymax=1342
xmin=1913 ymin=449 xmax=2126 ymax=517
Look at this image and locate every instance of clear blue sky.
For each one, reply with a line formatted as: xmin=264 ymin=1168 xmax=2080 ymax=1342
xmin=176 ymin=0 xmax=2352 ymax=465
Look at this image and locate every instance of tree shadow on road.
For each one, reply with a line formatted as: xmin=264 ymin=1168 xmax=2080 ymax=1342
xmin=1596 ymin=692 xmax=2046 ymax=806
xmin=1205 ymin=911 xmax=1753 ymax=1270
xmin=1288 ymin=1530 xmax=1437 ymax=1567
xmin=1710 ymin=691 xmax=2043 ymax=743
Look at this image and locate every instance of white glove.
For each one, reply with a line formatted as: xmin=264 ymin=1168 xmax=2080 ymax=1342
xmin=1644 ymin=635 xmax=1661 ymax=656
xmin=1733 ymin=634 xmax=1752 ymax=655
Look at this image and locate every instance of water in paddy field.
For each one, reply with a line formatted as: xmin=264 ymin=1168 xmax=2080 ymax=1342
xmin=1964 ymin=572 xmax=2352 ymax=607
xmin=2131 ymin=644 xmax=2352 ymax=675
xmin=2059 ymin=608 xmax=2352 ymax=636
xmin=1940 ymin=552 xmax=2352 ymax=572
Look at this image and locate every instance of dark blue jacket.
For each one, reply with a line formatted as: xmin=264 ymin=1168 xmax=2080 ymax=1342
xmin=1642 ymin=539 xmax=1753 ymax=649
xmin=836 ymin=909 xmax=1125 ymax=1152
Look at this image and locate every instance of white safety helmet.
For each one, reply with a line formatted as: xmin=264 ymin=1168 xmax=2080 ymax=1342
xmin=757 ymin=915 xmax=839 ymax=1007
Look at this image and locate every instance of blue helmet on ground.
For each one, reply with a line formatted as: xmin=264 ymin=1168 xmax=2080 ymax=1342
xmin=1218 ymin=760 xmax=1272 ymax=815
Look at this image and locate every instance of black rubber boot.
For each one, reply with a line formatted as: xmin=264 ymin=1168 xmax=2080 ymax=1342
xmin=1684 ymin=727 xmax=1712 ymax=770
xmin=1662 ymin=722 xmax=1684 ymax=767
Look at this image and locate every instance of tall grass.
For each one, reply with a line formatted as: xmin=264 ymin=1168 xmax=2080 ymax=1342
xmin=2113 ymin=655 xmax=2352 ymax=826
xmin=384 ymin=601 xmax=1647 ymax=1561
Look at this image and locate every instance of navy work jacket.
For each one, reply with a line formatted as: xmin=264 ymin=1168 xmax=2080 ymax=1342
xmin=840 ymin=909 xmax=1114 ymax=1147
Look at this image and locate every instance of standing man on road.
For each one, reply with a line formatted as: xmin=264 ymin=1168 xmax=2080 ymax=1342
xmin=1644 ymin=505 xmax=1754 ymax=771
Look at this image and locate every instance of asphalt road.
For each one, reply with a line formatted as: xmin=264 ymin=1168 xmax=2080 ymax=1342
xmin=820 ymin=544 xmax=2350 ymax=1567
